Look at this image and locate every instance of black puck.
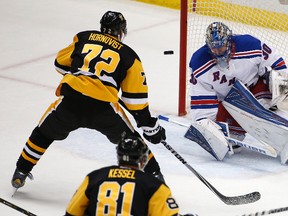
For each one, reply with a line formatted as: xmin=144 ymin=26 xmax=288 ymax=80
xmin=164 ymin=50 xmax=174 ymax=55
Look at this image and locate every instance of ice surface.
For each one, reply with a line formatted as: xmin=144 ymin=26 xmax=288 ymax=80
xmin=1 ymin=0 xmax=288 ymax=215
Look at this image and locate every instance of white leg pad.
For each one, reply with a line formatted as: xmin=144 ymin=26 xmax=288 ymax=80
xmin=223 ymin=102 xmax=288 ymax=153
xmin=185 ymin=119 xmax=230 ymax=160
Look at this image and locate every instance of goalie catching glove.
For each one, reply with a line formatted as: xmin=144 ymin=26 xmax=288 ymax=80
xmin=264 ymin=67 xmax=288 ymax=110
xmin=142 ymin=117 xmax=166 ymax=144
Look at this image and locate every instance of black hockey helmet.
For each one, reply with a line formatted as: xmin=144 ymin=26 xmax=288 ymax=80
xmin=100 ymin=11 xmax=127 ymax=38
xmin=117 ymin=132 xmax=148 ymax=169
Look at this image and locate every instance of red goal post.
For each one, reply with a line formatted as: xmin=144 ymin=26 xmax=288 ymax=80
xmin=178 ymin=0 xmax=288 ymax=116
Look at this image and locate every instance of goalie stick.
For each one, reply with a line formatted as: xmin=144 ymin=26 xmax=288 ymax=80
xmin=158 ymin=115 xmax=277 ymax=158
xmin=0 ymin=197 xmax=37 ymax=216
xmin=161 ymin=140 xmax=261 ymax=205
xmin=239 ymin=205 xmax=288 ymax=216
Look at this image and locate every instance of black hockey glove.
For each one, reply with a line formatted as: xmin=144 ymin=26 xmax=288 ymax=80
xmin=142 ymin=118 xmax=166 ymax=144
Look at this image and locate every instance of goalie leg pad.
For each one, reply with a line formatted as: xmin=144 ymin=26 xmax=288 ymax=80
xmin=184 ymin=119 xmax=229 ymax=160
xmin=223 ymin=80 xmax=288 ymax=154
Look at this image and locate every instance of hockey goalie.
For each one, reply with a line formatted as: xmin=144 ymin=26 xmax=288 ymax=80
xmin=187 ymin=22 xmax=288 ymax=164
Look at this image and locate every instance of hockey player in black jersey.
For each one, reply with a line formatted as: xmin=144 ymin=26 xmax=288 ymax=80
xmin=11 ymin=11 xmax=166 ymax=190
xmin=65 ymin=133 xmax=195 ymax=216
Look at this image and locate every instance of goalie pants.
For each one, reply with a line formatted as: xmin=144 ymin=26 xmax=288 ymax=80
xmin=216 ymin=78 xmax=271 ymax=136
xmin=16 ymin=84 xmax=160 ymax=174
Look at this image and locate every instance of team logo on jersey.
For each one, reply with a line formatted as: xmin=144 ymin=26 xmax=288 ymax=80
xmin=213 ymin=71 xmax=235 ymax=85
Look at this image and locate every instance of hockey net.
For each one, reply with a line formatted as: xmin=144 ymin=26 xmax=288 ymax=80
xmin=178 ymin=0 xmax=288 ymax=116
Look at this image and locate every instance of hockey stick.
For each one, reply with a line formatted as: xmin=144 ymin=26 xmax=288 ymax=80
xmin=161 ymin=140 xmax=261 ymax=205
xmin=158 ymin=115 xmax=277 ymax=157
xmin=0 ymin=198 xmax=37 ymax=216
xmin=239 ymin=205 xmax=288 ymax=216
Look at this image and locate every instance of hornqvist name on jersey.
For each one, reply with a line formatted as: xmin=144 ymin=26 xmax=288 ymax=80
xmin=88 ymin=33 xmax=124 ymax=50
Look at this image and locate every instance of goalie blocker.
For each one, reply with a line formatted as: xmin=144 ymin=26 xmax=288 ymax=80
xmin=185 ymin=80 xmax=288 ymax=164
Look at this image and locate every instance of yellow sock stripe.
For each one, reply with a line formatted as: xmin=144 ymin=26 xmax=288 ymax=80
xmin=21 ymin=151 xmax=38 ymax=165
xmin=27 ymin=139 xmax=46 ymax=153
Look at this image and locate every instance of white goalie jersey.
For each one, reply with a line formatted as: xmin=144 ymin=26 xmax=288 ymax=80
xmin=189 ymin=34 xmax=287 ymax=121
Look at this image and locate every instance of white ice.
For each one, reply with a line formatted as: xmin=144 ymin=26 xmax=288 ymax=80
xmin=0 ymin=0 xmax=288 ymax=215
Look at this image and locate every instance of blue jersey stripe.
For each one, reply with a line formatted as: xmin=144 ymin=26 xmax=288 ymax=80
xmin=191 ymin=95 xmax=217 ymax=100
xmin=191 ymin=104 xmax=218 ymax=109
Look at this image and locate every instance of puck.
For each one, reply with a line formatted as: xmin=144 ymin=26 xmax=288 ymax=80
xmin=164 ymin=50 xmax=174 ymax=55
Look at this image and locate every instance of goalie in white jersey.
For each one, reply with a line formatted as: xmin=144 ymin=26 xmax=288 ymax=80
xmin=188 ymin=22 xmax=288 ymax=164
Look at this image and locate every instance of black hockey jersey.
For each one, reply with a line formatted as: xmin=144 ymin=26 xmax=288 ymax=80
xmin=65 ymin=165 xmax=179 ymax=216
xmin=54 ymin=31 xmax=151 ymax=121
